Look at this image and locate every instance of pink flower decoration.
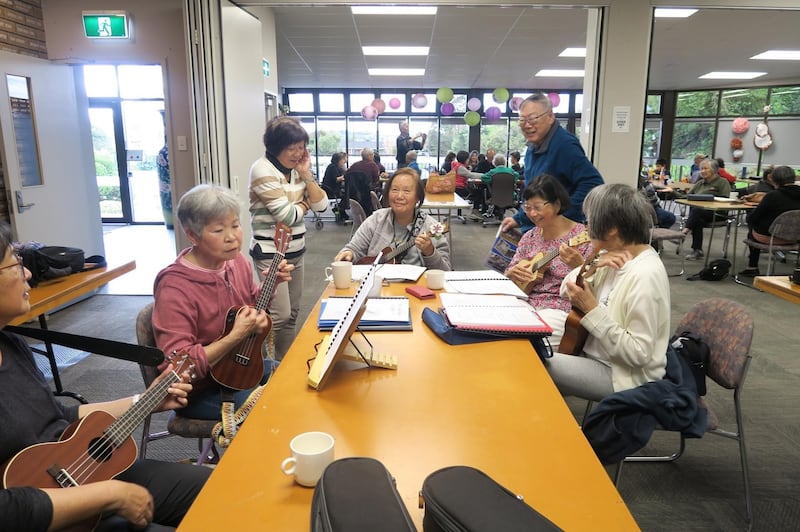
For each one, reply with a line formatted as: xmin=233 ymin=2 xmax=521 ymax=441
xmin=731 ymin=117 xmax=750 ymax=135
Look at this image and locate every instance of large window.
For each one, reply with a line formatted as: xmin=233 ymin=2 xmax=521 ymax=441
xmin=675 ymin=91 xmax=718 ymax=117
xmin=719 ymin=88 xmax=768 ymax=116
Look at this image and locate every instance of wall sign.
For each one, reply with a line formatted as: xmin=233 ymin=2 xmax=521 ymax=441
xmin=6 ymin=75 xmax=43 ymax=187
xmin=82 ymin=12 xmax=129 ymax=39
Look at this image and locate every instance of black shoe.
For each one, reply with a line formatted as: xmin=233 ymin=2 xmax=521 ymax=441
xmin=737 ymin=268 xmax=760 ymax=277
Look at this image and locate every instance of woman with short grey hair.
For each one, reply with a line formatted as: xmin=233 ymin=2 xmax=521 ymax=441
xmin=546 ymin=183 xmax=671 ymax=401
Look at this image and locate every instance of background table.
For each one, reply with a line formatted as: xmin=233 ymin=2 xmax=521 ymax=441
xmin=179 ymin=282 xmax=637 ymax=530
xmin=675 ymin=198 xmax=753 ymax=271
xmin=754 ymin=275 xmax=800 ymax=304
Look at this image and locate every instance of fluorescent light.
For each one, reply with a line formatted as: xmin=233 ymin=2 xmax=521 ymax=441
xmin=699 ymin=72 xmax=766 ymax=80
xmin=368 ymin=68 xmax=425 ymax=76
xmin=559 ymin=47 xmax=586 ymax=58
xmin=654 ymin=8 xmax=697 ymax=18
xmin=352 ymin=6 xmax=436 ymax=16
xmin=535 ymin=69 xmax=584 ymax=77
xmin=751 ymin=50 xmax=800 ymax=61
xmin=362 ymin=46 xmax=429 ymax=56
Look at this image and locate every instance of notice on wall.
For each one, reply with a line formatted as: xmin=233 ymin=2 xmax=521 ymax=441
xmin=611 ymin=106 xmax=631 ymax=133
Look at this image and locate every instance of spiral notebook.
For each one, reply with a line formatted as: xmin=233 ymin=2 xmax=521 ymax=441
xmin=439 ymin=293 xmax=552 ymax=336
xmin=443 ymin=270 xmax=527 ymax=298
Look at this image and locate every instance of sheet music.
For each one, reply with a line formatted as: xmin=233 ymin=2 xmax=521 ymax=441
xmin=320 ymin=297 xmax=410 ymax=323
xmin=443 ymin=270 xmax=527 ymax=298
xmin=439 ymin=293 xmax=549 ymax=332
xmin=351 ymin=263 xmax=426 ymax=282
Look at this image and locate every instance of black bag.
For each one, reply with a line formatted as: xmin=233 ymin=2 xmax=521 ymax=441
xmin=20 ymin=245 xmax=85 ymax=287
xmin=687 ymin=258 xmax=731 ymax=281
xmin=311 ymin=457 xmax=416 ymax=532
xmin=420 ymin=466 xmax=561 ymax=532
xmin=670 ymin=331 xmax=710 ymax=396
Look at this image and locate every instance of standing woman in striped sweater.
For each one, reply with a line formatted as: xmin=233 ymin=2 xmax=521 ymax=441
xmin=249 ymin=117 xmax=328 ymax=359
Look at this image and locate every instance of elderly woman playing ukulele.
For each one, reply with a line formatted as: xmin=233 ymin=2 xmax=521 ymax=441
xmin=334 ymin=168 xmax=452 ymax=270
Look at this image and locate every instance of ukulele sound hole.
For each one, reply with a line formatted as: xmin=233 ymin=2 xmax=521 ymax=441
xmin=87 ymin=436 xmax=115 ymax=462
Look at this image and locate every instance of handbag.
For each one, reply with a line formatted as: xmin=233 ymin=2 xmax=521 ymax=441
xmin=425 ymin=171 xmax=456 ymax=194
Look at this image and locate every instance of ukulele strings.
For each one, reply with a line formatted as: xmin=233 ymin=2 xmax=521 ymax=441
xmin=239 ymin=247 xmax=286 ymax=359
xmin=64 ymin=372 xmax=178 ymax=485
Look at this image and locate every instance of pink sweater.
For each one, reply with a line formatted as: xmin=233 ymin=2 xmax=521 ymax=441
xmin=152 ymin=248 xmax=260 ymax=389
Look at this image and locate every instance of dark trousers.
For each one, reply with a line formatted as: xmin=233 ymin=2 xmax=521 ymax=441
xmin=684 ymin=208 xmax=713 ymax=251
xmin=745 ymin=228 xmax=762 ymax=268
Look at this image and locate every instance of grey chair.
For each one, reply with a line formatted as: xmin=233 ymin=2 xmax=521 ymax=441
xmin=349 ymin=198 xmax=367 ymax=237
xmin=741 ymin=209 xmax=800 ymax=276
xmin=370 ymin=190 xmax=382 ymax=212
xmin=649 ymin=209 xmax=687 ymax=276
xmin=136 ymin=303 xmax=220 ymax=464
xmin=482 ymin=172 xmax=517 ymax=227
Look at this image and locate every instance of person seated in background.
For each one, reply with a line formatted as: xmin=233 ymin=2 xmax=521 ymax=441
xmin=348 ymin=147 xmax=382 ymax=192
xmin=652 ymin=158 xmax=671 ymax=182
xmin=153 ymin=185 xmax=292 ymax=420
xmin=546 ymin=184 xmax=670 ymax=401
xmin=509 ymin=150 xmax=524 ymax=177
xmin=678 ymin=158 xmax=731 ymax=260
xmin=321 ymin=151 xmax=348 ymax=222
xmin=639 ymin=173 xmax=676 ymax=229
xmin=481 ymin=153 xmax=520 ymax=185
xmin=466 ymin=150 xmax=479 ymax=171
xmin=405 ymin=150 xmax=421 ymax=174
xmin=451 ymin=150 xmax=486 ymax=221
xmin=739 ymin=165 xmax=800 ymax=277
xmin=715 ymin=157 xmax=737 ymax=185
xmin=373 ymin=152 xmax=387 ymax=176
xmin=440 ymin=151 xmax=456 ymax=174
xmin=474 ymin=153 xmax=493 ymax=173
xmin=689 ymin=153 xmax=706 ymax=183
xmin=334 ymin=168 xmax=451 ymax=271
xmin=505 ymin=175 xmax=591 ymax=347
xmin=742 ymin=165 xmax=776 ymax=200
xmin=0 ymin=221 xmax=210 ymax=531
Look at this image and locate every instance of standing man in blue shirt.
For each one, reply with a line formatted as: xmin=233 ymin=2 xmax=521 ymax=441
xmin=500 ymin=93 xmax=603 ymax=234
xmin=396 ymin=120 xmax=426 ymax=169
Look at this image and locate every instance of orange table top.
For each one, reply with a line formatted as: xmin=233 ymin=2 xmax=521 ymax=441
xmin=178 ymin=282 xmax=638 ymax=530
xmin=754 ymin=275 xmax=800 ymax=305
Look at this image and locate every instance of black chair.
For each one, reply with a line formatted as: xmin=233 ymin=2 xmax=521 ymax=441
xmin=483 ymin=172 xmax=517 ymax=227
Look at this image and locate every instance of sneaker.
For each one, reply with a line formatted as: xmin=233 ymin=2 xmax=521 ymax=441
xmin=685 ymin=249 xmax=704 ymax=260
xmin=737 ymin=268 xmax=760 ymax=277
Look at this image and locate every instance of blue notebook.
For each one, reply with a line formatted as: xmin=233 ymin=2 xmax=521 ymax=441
xmin=318 ymin=297 xmax=412 ymax=331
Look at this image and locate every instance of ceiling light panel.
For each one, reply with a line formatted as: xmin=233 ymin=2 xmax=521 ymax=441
xmin=352 ymin=6 xmax=437 ymax=16
xmin=699 ymin=72 xmax=766 ymax=80
xmin=368 ymin=68 xmax=425 ymax=76
xmin=751 ymin=50 xmax=800 ymax=61
xmin=362 ymin=46 xmax=429 ymax=56
xmin=559 ymin=47 xmax=586 ymax=57
xmin=654 ymin=8 xmax=698 ymax=18
xmin=536 ymin=69 xmax=585 ymax=77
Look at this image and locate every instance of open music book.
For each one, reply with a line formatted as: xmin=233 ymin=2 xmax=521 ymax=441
xmin=318 ymin=297 xmax=412 ymax=331
xmin=443 ymin=270 xmax=527 ymax=298
xmin=439 ymin=293 xmax=552 ymax=336
xmin=351 ymin=264 xmax=426 ymax=282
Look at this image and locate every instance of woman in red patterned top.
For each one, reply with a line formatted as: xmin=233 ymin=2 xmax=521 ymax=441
xmin=505 ymin=175 xmax=593 ymax=346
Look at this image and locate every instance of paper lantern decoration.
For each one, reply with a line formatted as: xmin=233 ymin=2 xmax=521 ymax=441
xmin=731 ymin=117 xmax=749 ymax=135
xmin=436 ymin=87 xmax=454 ymax=103
xmin=467 ymin=97 xmax=482 ymax=112
xmin=509 ymin=96 xmax=524 ymax=112
xmin=485 ymin=106 xmax=502 ymax=122
xmin=389 ymin=97 xmax=402 ymax=110
xmin=547 ymin=92 xmax=560 ymax=107
xmin=732 ymin=149 xmax=744 ymax=162
xmin=412 ymin=93 xmax=428 ymax=109
xmin=492 ymin=88 xmax=509 ymax=104
xmin=361 ymin=105 xmax=378 ymax=121
xmin=464 ymin=111 xmax=480 ymax=127
xmin=371 ymin=98 xmax=386 ymax=114
xmin=440 ymin=102 xmax=455 ymax=116
xmin=754 ymin=122 xmax=772 ymax=151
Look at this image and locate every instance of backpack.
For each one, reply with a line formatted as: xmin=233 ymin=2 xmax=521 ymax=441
xmin=19 ymin=245 xmax=85 ymax=287
xmin=687 ymin=258 xmax=731 ymax=281
xmin=670 ymin=331 xmax=710 ymax=395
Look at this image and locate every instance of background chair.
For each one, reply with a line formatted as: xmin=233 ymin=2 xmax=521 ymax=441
xmin=741 ymin=209 xmax=800 ymax=277
xmin=348 ymin=198 xmax=367 ymax=237
xmin=617 ymin=298 xmax=754 ymax=527
xmin=649 ymin=208 xmax=687 ymax=276
xmin=482 ymin=172 xmax=517 ymax=227
xmin=369 ymin=190 xmax=381 ymax=213
xmin=136 ymin=303 xmax=220 ymax=464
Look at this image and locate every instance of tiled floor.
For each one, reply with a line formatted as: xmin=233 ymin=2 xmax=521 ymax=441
xmin=101 ymin=224 xmax=176 ymax=295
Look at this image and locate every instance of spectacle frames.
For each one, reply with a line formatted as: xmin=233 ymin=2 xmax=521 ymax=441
xmin=522 ymin=202 xmax=550 ymax=213
xmin=518 ymin=110 xmax=550 ymax=127
xmin=0 ymin=253 xmax=25 ymax=276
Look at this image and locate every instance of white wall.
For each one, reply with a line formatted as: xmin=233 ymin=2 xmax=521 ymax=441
xmin=247 ymin=6 xmax=279 ymax=98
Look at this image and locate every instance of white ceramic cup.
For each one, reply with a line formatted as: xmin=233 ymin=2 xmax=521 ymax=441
xmin=426 ymin=269 xmax=445 ymax=290
xmin=280 ymin=431 xmax=335 ymax=487
xmin=325 ymin=261 xmax=352 ymax=290
xmin=729 ymin=191 xmax=739 ymax=200
xmin=367 ymin=275 xmax=384 ymax=298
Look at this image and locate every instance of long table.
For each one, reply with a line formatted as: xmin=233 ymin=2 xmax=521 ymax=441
xmin=754 ymin=275 xmax=800 ymax=304
xmin=11 ymin=260 xmax=136 ymax=402
xmin=179 ymin=282 xmax=638 ymax=530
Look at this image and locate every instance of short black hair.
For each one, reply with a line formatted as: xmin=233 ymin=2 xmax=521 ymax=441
xmin=523 ymin=174 xmax=570 ymax=215
xmin=263 ymin=116 xmax=309 ymax=156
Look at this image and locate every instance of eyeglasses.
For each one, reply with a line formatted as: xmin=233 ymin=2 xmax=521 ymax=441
xmin=0 ymin=253 xmax=25 ymax=276
xmin=522 ymin=202 xmax=550 ymax=213
xmin=518 ymin=110 xmax=550 ymax=127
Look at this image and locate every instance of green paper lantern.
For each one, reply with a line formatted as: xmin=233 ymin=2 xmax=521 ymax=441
xmin=436 ymin=87 xmax=454 ymax=103
xmin=464 ymin=111 xmax=480 ymax=127
xmin=493 ymin=87 xmax=509 ymax=104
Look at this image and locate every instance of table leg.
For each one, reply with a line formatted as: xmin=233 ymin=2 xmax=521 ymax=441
xmin=704 ymin=222 xmax=715 ymax=268
xmin=32 ymin=314 xmax=88 ymax=404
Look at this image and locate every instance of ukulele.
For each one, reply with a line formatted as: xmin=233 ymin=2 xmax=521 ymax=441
xmin=512 ymin=231 xmax=590 ymax=294
xmin=355 ymin=224 xmax=449 ymax=265
xmin=211 ymin=223 xmax=291 ymax=391
xmin=2 ymin=354 xmax=193 ymax=530
xmin=557 ymin=252 xmax=597 ymax=356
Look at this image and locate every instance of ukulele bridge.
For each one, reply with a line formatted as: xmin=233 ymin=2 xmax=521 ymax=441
xmin=48 ymin=464 xmax=79 ymax=487
xmin=232 ymin=353 xmax=250 ymax=366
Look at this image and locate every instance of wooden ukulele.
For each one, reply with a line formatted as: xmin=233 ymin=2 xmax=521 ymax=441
xmin=557 ymin=252 xmax=597 ymax=356
xmin=2 ymin=354 xmax=192 ymax=530
xmin=210 ymin=223 xmax=291 ymax=391
xmin=512 ymin=231 xmax=590 ymax=294
xmin=355 ymin=224 xmax=449 ymax=265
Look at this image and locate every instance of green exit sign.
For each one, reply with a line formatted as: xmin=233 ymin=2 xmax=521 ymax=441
xmin=82 ymin=12 xmax=129 ymax=39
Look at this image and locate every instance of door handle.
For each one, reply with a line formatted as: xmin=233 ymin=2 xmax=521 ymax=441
xmin=15 ymin=191 xmax=35 ymax=213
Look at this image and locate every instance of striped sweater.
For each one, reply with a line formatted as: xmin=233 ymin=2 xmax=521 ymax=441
xmin=248 ymin=155 xmax=328 ymax=256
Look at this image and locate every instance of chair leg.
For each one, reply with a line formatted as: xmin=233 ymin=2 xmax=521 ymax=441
xmin=580 ymin=400 xmax=594 ymax=427
xmin=613 ymin=460 xmax=624 ymax=486
xmin=624 ymin=432 xmax=686 ymax=462
xmin=196 ymin=438 xmax=220 ymax=466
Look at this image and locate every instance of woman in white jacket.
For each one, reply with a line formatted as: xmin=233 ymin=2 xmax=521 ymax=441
xmin=546 ymin=183 xmax=670 ymax=401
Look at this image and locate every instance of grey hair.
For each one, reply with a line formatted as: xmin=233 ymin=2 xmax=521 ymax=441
xmin=361 ymin=147 xmax=373 ymax=159
xmin=700 ymin=157 xmax=719 ymax=174
xmin=520 ymin=93 xmax=553 ymax=113
xmin=583 ymin=183 xmax=652 ymax=245
xmin=176 ymin=184 xmax=241 ymax=237
xmin=493 ymin=154 xmax=506 ymax=167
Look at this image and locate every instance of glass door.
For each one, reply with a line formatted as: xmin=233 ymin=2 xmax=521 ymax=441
xmin=88 ymin=103 xmax=130 ymax=222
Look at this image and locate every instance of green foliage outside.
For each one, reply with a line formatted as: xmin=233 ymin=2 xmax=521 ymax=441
xmin=719 ymin=88 xmax=768 ymax=116
xmin=671 ymin=121 xmax=714 ymax=161
xmin=317 ymin=130 xmax=341 ymax=154
xmin=97 ymin=185 xmax=121 ymax=201
xmin=675 ymin=91 xmax=718 ymax=117
xmin=94 ymin=153 xmax=117 ymax=177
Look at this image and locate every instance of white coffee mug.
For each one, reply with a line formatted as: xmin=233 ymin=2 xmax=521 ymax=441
xmin=280 ymin=431 xmax=335 ymax=487
xmin=729 ymin=191 xmax=739 ymax=200
xmin=367 ymin=275 xmax=384 ymax=298
xmin=425 ymin=269 xmax=445 ymax=290
xmin=325 ymin=261 xmax=352 ymax=290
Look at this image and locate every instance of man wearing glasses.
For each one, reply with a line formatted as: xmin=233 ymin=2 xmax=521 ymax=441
xmin=501 ymin=93 xmax=603 ymax=234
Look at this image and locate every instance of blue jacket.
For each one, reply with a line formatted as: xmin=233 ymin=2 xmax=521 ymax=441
xmin=513 ymin=123 xmax=603 ymax=233
xmin=581 ymin=347 xmax=707 ymax=465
